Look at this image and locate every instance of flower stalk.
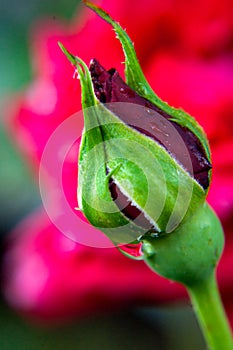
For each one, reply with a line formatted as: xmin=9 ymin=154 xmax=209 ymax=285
xmin=188 ymin=273 xmax=233 ymax=350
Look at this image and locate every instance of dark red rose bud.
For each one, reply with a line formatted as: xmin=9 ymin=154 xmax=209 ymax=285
xmin=90 ymin=59 xmax=211 ymax=190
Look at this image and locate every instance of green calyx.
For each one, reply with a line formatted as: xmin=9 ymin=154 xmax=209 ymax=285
xmin=59 ymin=43 xmax=206 ymax=245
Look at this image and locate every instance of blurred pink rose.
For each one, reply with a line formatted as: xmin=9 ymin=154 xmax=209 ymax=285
xmin=3 ymin=209 xmax=185 ymax=323
xmin=3 ymin=0 xmax=233 ymax=326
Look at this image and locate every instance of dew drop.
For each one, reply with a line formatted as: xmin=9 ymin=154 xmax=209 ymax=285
xmin=118 ymin=243 xmax=144 ymax=260
xmin=146 ymin=108 xmax=152 ymax=114
xmin=150 ymin=121 xmax=169 ymax=137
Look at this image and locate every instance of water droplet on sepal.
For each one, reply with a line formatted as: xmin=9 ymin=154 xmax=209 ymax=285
xmin=118 ymin=243 xmax=144 ymax=260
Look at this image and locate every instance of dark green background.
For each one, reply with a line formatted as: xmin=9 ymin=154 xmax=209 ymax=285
xmin=0 ymin=1 xmax=206 ymax=348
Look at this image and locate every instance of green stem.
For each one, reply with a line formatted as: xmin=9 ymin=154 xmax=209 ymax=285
xmin=187 ymin=273 xmax=233 ymax=350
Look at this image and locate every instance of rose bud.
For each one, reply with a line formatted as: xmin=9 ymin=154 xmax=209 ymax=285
xmin=58 ymin=4 xmax=211 ymax=245
xmin=57 ymin=8 xmax=233 ymax=348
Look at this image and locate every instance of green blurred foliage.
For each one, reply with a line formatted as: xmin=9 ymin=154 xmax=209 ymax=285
xmin=0 ymin=127 xmax=40 ymax=234
xmin=0 ymin=301 xmax=205 ymax=350
xmin=0 ymin=0 xmax=80 ymax=94
xmin=0 ymin=0 xmax=81 ymax=234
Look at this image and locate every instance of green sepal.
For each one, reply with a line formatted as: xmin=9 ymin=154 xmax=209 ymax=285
xmin=84 ymin=1 xmax=211 ymax=166
xmin=59 ymin=43 xmax=151 ymax=244
xmin=93 ymin=102 xmax=205 ymax=234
